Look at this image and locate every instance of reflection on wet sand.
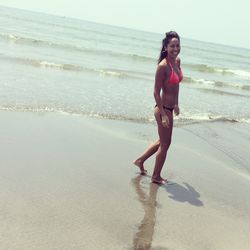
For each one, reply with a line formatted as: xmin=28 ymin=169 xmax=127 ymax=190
xmin=131 ymin=175 xmax=203 ymax=250
xmin=131 ymin=175 xmax=160 ymax=250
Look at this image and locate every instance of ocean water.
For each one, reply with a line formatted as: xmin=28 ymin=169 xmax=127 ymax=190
xmin=1 ymin=5 xmax=250 ymax=126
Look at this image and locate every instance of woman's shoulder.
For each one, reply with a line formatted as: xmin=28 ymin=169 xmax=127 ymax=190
xmin=158 ymin=58 xmax=168 ymax=68
xmin=156 ymin=59 xmax=169 ymax=78
xmin=157 ymin=60 xmax=168 ymax=74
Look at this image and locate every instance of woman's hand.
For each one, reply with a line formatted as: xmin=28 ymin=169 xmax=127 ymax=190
xmin=161 ymin=113 xmax=170 ymax=128
xmin=174 ymin=105 xmax=180 ymax=116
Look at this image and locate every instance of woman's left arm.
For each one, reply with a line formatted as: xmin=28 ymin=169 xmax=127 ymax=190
xmin=174 ymin=85 xmax=180 ymax=116
xmin=174 ymin=58 xmax=181 ymax=116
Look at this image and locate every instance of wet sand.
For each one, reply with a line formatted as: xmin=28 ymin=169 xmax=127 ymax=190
xmin=0 ymin=111 xmax=250 ymax=250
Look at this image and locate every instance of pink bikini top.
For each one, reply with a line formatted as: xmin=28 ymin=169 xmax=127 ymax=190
xmin=167 ymin=61 xmax=183 ymax=84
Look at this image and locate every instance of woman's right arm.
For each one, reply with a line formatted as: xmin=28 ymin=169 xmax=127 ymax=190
xmin=154 ymin=64 xmax=169 ymax=127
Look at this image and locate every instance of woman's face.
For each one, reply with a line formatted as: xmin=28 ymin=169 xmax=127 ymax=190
xmin=166 ymin=38 xmax=180 ymax=58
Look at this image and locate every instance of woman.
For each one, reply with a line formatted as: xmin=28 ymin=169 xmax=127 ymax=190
xmin=133 ymin=31 xmax=183 ymax=185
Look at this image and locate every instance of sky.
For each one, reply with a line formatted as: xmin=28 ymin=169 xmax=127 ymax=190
xmin=0 ymin=0 xmax=250 ymax=49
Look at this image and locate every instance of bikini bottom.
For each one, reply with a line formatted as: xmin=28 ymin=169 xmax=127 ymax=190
xmin=154 ymin=104 xmax=173 ymax=112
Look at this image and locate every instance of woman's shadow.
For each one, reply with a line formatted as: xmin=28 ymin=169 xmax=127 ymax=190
xmin=165 ymin=181 xmax=204 ymax=206
xmin=131 ymin=175 xmax=203 ymax=250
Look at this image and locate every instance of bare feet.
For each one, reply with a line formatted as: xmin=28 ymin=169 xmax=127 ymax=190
xmin=133 ymin=159 xmax=147 ymax=175
xmin=151 ymin=177 xmax=168 ymax=185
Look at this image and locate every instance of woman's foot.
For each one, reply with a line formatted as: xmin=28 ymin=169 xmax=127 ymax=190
xmin=151 ymin=177 xmax=168 ymax=185
xmin=133 ymin=159 xmax=147 ymax=175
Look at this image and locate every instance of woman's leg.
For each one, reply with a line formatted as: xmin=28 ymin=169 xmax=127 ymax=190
xmin=152 ymin=108 xmax=173 ymax=183
xmin=133 ymin=139 xmax=160 ymax=174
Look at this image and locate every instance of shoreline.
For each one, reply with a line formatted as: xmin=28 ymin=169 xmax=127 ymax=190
xmin=0 ymin=111 xmax=250 ymax=249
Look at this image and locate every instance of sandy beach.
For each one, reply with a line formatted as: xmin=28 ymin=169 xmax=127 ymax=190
xmin=0 ymin=111 xmax=249 ymax=250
